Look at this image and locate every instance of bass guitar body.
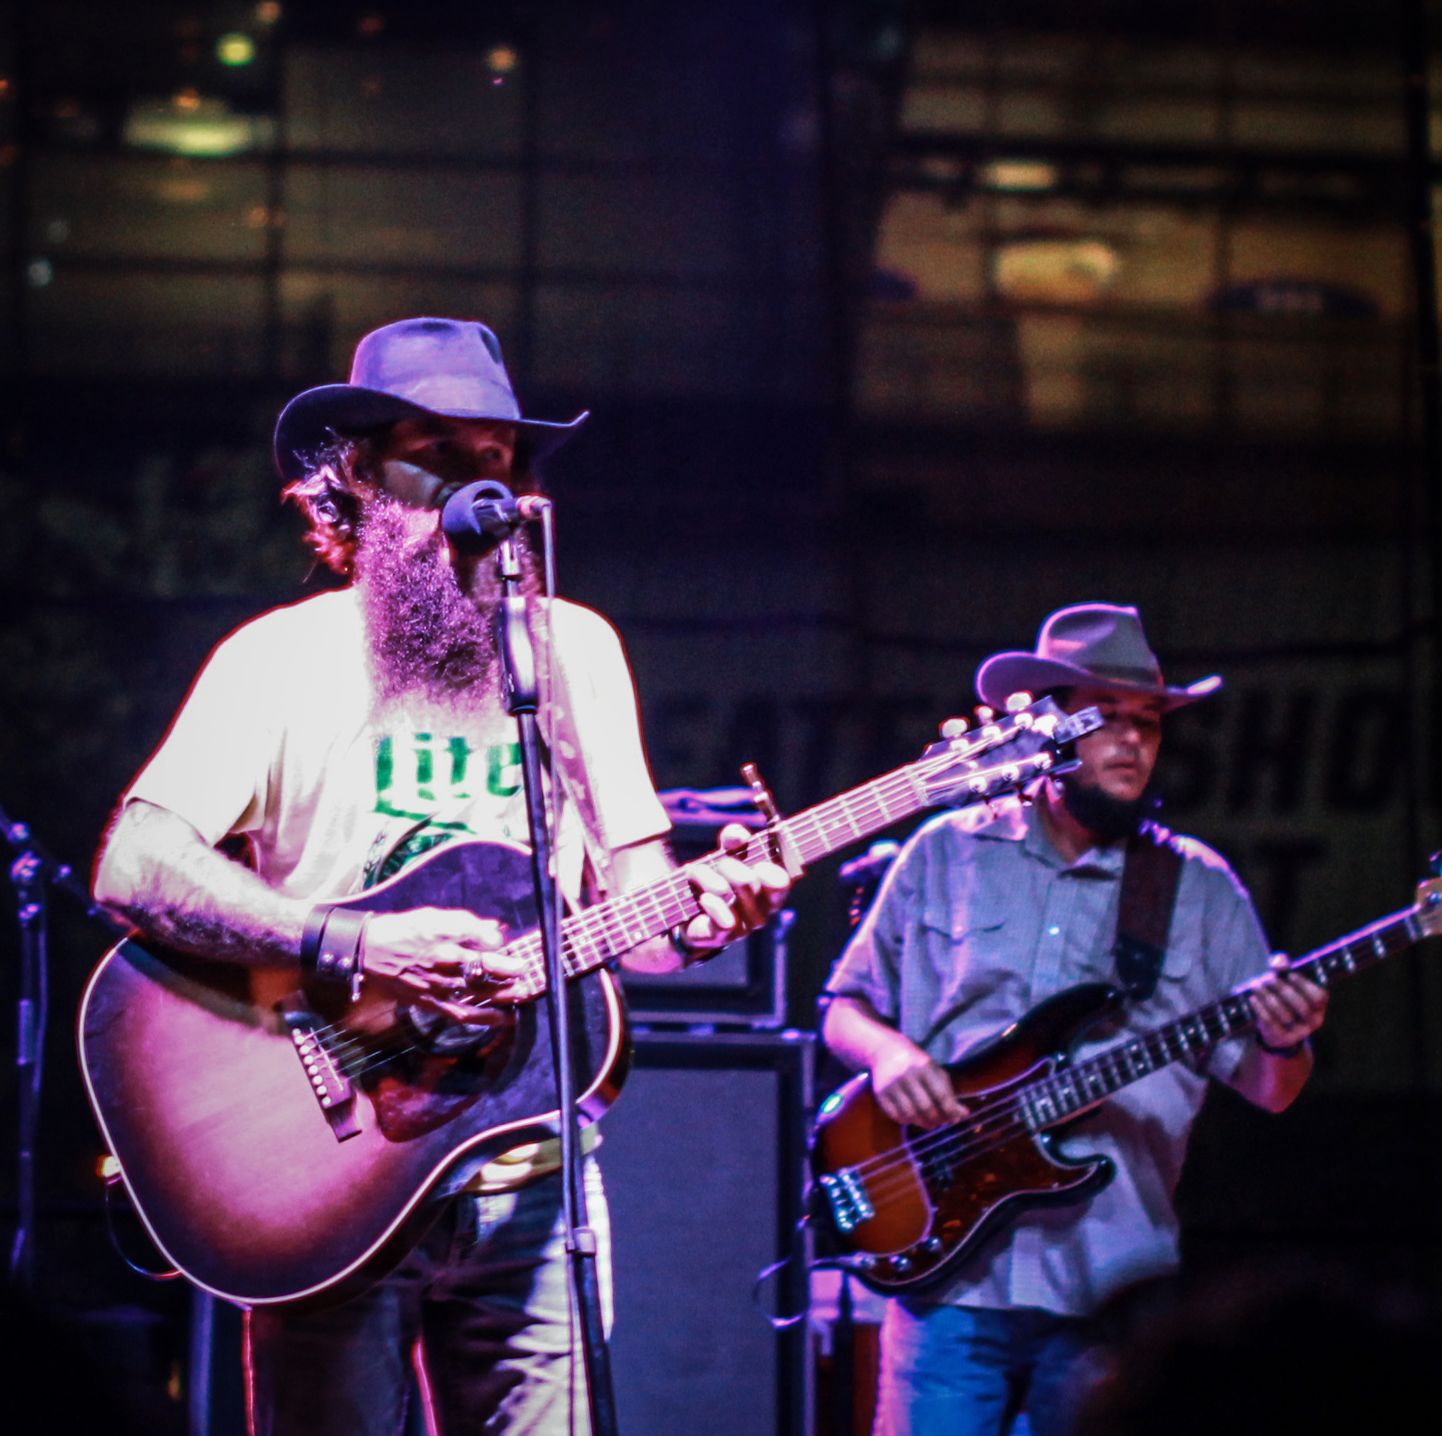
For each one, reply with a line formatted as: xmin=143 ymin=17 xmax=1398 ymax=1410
xmin=78 ymin=840 xmax=628 ymax=1308
xmin=812 ymin=984 xmax=1122 ymax=1294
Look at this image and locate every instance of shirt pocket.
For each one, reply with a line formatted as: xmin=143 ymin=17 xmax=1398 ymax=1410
xmin=918 ymin=891 xmax=1008 ymax=947
xmin=916 ymin=892 xmax=1015 ymax=1007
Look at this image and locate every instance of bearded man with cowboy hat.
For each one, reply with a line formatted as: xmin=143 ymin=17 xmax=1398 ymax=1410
xmin=93 ymin=317 xmax=791 ymax=1435
xmin=822 ymin=602 xmax=1328 ymax=1436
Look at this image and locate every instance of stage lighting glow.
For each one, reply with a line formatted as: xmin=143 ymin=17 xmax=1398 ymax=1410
xmin=256 ymin=2 xmax=282 ymax=22
xmin=125 ymin=95 xmax=275 ymax=157
xmin=982 ymin=160 xmax=1058 ymax=193
xmin=217 ymin=33 xmax=257 ymax=67
xmin=486 ymin=45 xmax=518 ymax=75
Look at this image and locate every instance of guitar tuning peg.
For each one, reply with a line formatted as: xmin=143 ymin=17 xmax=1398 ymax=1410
xmin=940 ymin=716 xmax=969 ymax=739
xmin=741 ymin=762 xmax=783 ymax=826
xmin=1005 ymin=691 xmax=1033 ymax=713
xmin=974 ymin=705 xmax=995 ymax=724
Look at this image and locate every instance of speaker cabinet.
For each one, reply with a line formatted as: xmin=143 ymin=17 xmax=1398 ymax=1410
xmin=604 ymin=1029 xmax=815 ymax=1436
xmin=619 ymin=912 xmax=792 ymax=1028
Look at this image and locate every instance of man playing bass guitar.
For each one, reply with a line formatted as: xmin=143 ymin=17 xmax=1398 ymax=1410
xmin=821 ymin=603 xmax=1328 ymax=1436
xmin=91 ymin=317 xmax=790 ymax=1436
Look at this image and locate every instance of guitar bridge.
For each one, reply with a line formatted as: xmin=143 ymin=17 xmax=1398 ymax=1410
xmin=286 ymin=1015 xmax=361 ymax=1142
xmin=819 ymin=1167 xmax=875 ymax=1233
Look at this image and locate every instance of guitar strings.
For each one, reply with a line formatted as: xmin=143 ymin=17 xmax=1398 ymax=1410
xmin=830 ymin=1020 xmax=1239 ymax=1208
xmin=827 ymin=929 xmax=1398 ymax=1230
xmin=838 ymin=926 xmax=1378 ymax=1204
xmin=836 ymin=1031 xmax=1204 ymax=1203
xmin=832 ymin=1012 xmax=1280 ymax=1216
xmin=281 ymin=736 xmax=1058 ymax=1084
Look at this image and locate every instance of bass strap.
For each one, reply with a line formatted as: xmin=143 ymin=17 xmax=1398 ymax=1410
xmin=1112 ymin=821 xmax=1183 ymax=1001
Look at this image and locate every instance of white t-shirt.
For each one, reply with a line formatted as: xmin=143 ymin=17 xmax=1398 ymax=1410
xmin=125 ymin=588 xmax=670 ymax=902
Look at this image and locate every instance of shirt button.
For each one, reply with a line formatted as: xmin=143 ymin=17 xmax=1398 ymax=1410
xmin=1047 ymin=925 xmax=1060 ymax=936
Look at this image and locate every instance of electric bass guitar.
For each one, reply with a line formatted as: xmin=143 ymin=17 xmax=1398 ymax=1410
xmin=812 ymin=873 xmax=1442 ymax=1293
xmin=79 ymin=699 xmax=1100 ymax=1307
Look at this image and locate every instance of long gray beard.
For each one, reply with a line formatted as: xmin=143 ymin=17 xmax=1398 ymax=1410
xmin=354 ymin=497 xmax=538 ymax=712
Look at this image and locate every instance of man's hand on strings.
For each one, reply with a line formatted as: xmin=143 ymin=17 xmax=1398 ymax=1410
xmin=676 ymin=821 xmax=793 ymax=961
xmin=870 ymin=1031 xmax=968 ymax=1129
xmin=362 ymin=908 xmax=525 ymax=1022
xmin=1245 ymin=953 xmax=1328 ymax=1052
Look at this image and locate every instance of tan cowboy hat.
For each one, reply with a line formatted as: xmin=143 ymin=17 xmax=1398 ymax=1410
xmin=975 ymin=603 xmax=1222 ymax=712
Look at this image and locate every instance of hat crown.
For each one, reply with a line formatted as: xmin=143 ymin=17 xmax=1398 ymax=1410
xmin=973 ymin=601 xmax=1220 ymax=712
xmin=348 ymin=317 xmax=522 ymax=423
xmin=1037 ymin=604 xmax=1162 ymax=687
xmin=273 ymin=314 xmax=588 ymax=480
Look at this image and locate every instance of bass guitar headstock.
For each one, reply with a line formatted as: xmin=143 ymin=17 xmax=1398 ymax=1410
xmin=916 ymin=694 xmax=1103 ymax=810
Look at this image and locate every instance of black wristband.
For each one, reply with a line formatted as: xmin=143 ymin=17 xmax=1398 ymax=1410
xmin=1254 ymin=1031 xmax=1307 ymax=1059
xmin=300 ymin=904 xmax=333 ymax=973
xmin=302 ymin=903 xmax=368 ymax=998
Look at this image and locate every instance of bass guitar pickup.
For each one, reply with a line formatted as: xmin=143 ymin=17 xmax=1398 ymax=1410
xmin=284 ymin=1009 xmax=361 ymax=1142
xmin=819 ymin=1167 xmax=875 ymax=1233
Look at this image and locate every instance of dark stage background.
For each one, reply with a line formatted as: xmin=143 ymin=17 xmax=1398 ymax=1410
xmin=2 ymin=1 xmax=1441 ymax=1430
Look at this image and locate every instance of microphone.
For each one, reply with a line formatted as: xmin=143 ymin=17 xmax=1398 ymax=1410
xmin=440 ymin=480 xmax=550 ymax=555
xmin=838 ymin=840 xmax=899 ymax=887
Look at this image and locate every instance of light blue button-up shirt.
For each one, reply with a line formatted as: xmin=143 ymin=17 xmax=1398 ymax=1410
xmin=825 ymin=796 xmax=1271 ymax=1316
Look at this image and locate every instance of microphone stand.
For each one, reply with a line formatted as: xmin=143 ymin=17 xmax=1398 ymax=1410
xmin=489 ymin=530 xmax=619 ymax=1436
xmin=1 ymin=803 xmax=121 ymax=1289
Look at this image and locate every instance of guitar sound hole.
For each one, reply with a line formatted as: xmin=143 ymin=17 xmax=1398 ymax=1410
xmin=401 ymin=1004 xmax=509 ymax=1057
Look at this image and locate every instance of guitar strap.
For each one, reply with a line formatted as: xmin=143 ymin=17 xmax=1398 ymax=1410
xmin=1112 ymin=822 xmax=1183 ymax=1001
xmin=536 ymin=652 xmax=619 ymax=907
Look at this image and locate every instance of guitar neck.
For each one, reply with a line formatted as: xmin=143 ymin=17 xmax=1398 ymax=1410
xmin=505 ymin=765 xmax=936 ymax=1001
xmin=1022 ymin=906 xmax=1423 ymax=1131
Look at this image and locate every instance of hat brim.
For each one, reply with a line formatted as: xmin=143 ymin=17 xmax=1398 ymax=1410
xmin=273 ymin=384 xmax=588 ymax=481
xmin=976 ymin=653 xmax=1222 ymax=713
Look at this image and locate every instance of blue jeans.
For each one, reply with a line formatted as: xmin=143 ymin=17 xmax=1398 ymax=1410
xmin=874 ymin=1302 xmax=1102 ymax=1436
xmin=245 ymin=1161 xmax=611 ymax=1436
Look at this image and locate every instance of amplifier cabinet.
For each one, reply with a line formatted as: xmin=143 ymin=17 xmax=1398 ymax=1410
xmin=603 ymin=1028 xmax=816 ymax=1436
xmin=619 ymin=909 xmax=792 ymax=1028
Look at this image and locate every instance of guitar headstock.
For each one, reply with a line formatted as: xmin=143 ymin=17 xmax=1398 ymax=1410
xmin=1414 ymin=872 xmax=1442 ymax=940
xmin=916 ymin=695 xmax=1103 ymax=810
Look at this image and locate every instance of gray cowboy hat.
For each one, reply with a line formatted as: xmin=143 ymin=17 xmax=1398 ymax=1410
xmin=272 ymin=316 xmax=588 ymax=481
xmin=975 ymin=603 xmax=1222 ymax=712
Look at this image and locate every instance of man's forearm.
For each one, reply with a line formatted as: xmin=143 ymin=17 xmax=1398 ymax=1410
xmin=1230 ymin=1039 xmax=1314 ymax=1113
xmin=823 ymin=994 xmax=904 ymax=1073
xmin=94 ymin=800 xmax=308 ymax=967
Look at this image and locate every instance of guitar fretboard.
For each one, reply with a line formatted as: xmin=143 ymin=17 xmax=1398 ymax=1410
xmin=503 ymin=768 xmax=936 ymax=1001
xmin=1022 ymin=908 xmax=1421 ymax=1130
xmin=503 ymin=712 xmax=1095 ymax=1002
